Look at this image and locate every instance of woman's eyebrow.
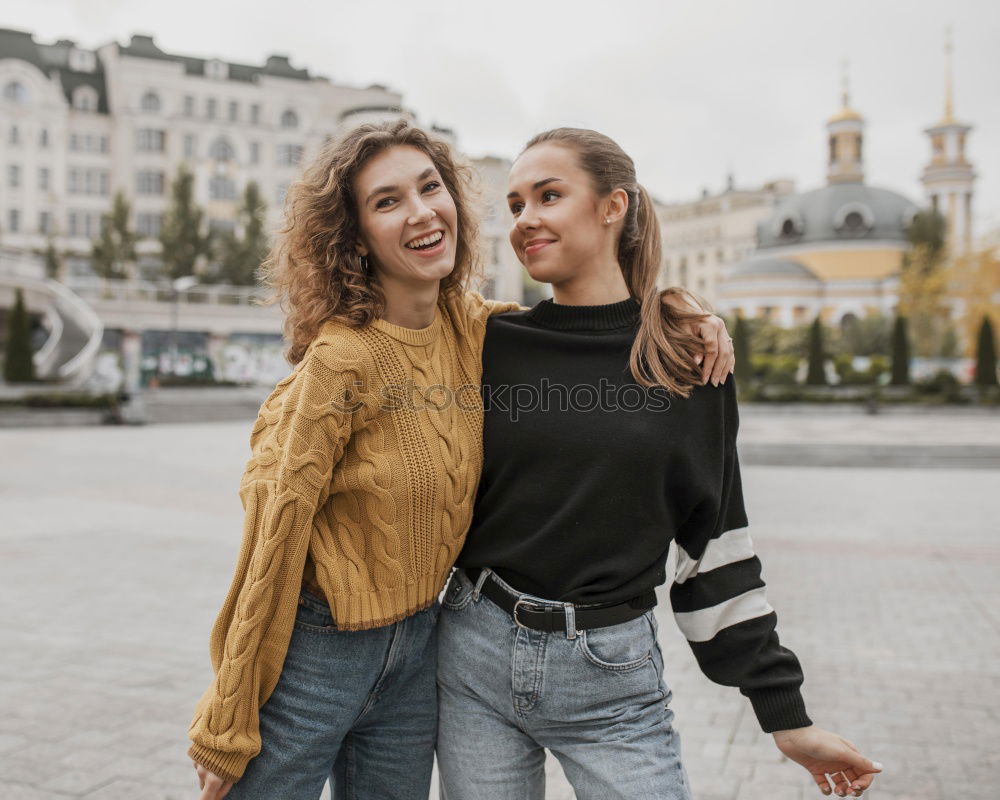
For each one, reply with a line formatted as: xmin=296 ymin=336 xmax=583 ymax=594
xmin=506 ymin=177 xmax=563 ymax=200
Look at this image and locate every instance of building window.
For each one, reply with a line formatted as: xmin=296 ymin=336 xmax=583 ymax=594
xmin=39 ymin=211 xmax=52 ymax=234
xmin=280 ymin=109 xmax=298 ymax=129
xmin=184 ymin=134 xmax=197 ymax=158
xmin=249 ymin=141 xmax=260 ymax=165
xmin=136 ymin=170 xmax=165 ymax=195
xmin=136 ymin=129 xmax=166 ymax=152
xmin=39 ymin=128 xmax=49 ymax=147
xmin=206 ymin=98 xmax=217 ymax=119
xmin=250 ymin=104 xmax=260 ymax=124
xmin=209 ymin=175 xmax=236 ymax=201
xmin=38 ymin=167 xmax=49 ymax=191
xmin=100 ymin=135 xmax=109 ymax=153
xmin=8 ymin=164 xmax=20 ymax=188
xmin=208 ymin=136 xmax=235 ymax=162
xmin=275 ymin=182 xmax=289 ymax=206
xmin=140 ymin=91 xmax=161 ymax=112
xmin=69 ymin=211 xmax=100 ymax=238
xmin=8 ymin=209 xmax=20 ymax=233
xmin=72 ymin=86 xmax=98 ymax=112
xmin=68 ymin=168 xmax=110 ymax=196
xmin=136 ymin=213 xmax=163 ymax=238
xmin=228 ymin=101 xmax=239 ymax=122
xmin=3 ymin=81 xmax=29 ymax=104
xmin=277 ymin=143 xmax=303 ymax=166
xmin=70 ymin=133 xmax=108 ymax=153
xmin=8 ymin=125 xmax=19 ymax=145
xmin=184 ymin=95 xmax=195 ymax=116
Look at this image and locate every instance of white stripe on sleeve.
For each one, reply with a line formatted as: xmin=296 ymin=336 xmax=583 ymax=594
xmin=674 ymin=527 xmax=756 ymax=585
xmin=673 ymin=586 xmax=774 ymax=643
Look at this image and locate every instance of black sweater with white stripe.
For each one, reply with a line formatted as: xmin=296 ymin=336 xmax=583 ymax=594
xmin=457 ymin=297 xmax=811 ymax=732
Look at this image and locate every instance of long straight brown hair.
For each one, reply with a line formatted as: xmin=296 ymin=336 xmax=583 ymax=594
xmin=523 ymin=128 xmax=708 ymax=397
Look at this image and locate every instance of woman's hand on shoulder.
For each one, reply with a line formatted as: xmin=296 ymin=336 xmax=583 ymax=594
xmin=660 ymin=290 xmax=735 ymax=386
xmin=194 ymin=761 xmax=234 ymax=799
xmin=772 ymin=725 xmax=883 ymax=797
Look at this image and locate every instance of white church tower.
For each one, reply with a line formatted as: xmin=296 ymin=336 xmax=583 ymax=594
xmin=921 ymin=29 xmax=976 ymax=256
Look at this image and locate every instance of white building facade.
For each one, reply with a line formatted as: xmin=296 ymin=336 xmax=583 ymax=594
xmin=656 ymin=177 xmax=795 ymax=307
xmin=0 ymin=29 xmax=522 ymax=302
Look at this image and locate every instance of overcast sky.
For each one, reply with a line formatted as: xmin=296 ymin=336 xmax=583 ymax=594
xmin=6 ymin=0 xmax=999 ymax=237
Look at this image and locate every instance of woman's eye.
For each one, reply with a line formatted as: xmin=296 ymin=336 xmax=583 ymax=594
xmin=542 ymin=190 xmax=560 ymax=202
xmin=423 ymin=181 xmax=441 ymax=193
xmin=375 ymin=197 xmax=395 ymax=210
xmin=508 ymin=202 xmax=523 ymax=216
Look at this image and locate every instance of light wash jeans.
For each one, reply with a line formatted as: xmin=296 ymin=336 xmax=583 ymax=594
xmin=227 ymin=587 xmax=440 ymax=800
xmin=436 ymin=568 xmax=690 ymax=800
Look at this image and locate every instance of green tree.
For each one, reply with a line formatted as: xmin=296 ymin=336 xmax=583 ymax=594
xmin=733 ymin=315 xmax=752 ymax=386
xmin=44 ymin=239 xmax=63 ymax=280
xmin=215 ymin=182 xmax=269 ymax=285
xmin=805 ymin=317 xmax=827 ymax=385
xmin=890 ymin=315 xmax=911 ymax=386
xmin=975 ymin=316 xmax=998 ymax=387
xmin=160 ymin=164 xmax=209 ymax=280
xmin=91 ymin=191 xmax=137 ymax=279
xmin=899 ymin=210 xmax=949 ymax=357
xmin=3 ymin=288 xmax=36 ymax=383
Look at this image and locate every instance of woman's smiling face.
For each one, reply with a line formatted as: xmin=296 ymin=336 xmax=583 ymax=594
xmin=354 ymin=145 xmax=459 ymax=289
xmin=506 ymin=142 xmax=610 ymax=286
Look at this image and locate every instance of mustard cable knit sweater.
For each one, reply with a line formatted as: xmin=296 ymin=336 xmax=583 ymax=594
xmin=188 ymin=291 xmax=518 ymax=783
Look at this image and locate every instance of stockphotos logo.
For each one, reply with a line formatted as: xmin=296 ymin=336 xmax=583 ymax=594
xmin=330 ymin=379 xmax=671 ymax=421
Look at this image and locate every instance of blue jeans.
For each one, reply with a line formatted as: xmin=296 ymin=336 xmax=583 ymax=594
xmin=228 ymin=588 xmax=440 ymax=800
xmin=436 ymin=569 xmax=690 ymax=800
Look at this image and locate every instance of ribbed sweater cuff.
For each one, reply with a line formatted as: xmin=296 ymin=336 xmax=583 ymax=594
xmin=745 ymin=686 xmax=812 ymax=733
xmin=188 ymin=742 xmax=249 ymax=785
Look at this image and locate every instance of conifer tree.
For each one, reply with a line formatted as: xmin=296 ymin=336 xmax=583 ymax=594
xmin=805 ymin=317 xmax=827 ymax=385
xmin=975 ymin=316 xmax=998 ymax=387
xmin=3 ymin=288 xmax=36 ymax=383
xmin=160 ymin=165 xmax=209 ymax=280
xmin=891 ymin=315 xmax=911 ymax=386
xmin=91 ymin=191 xmax=136 ymax=279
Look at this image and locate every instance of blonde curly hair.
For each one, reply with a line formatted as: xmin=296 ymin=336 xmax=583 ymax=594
xmin=260 ymin=119 xmax=482 ymax=364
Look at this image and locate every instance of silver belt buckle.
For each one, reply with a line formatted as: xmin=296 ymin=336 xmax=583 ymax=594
xmin=512 ymin=596 xmax=543 ymax=629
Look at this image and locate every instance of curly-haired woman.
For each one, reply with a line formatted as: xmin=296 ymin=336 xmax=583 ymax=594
xmin=187 ymin=120 xmax=733 ymax=800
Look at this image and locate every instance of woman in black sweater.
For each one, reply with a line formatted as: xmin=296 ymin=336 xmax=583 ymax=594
xmin=436 ymin=128 xmax=882 ymax=800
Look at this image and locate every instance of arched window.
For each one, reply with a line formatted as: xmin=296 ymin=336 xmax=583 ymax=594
xmin=72 ymin=86 xmax=98 ymax=112
xmin=2 ymin=81 xmax=29 ymax=104
xmin=208 ymin=136 xmax=235 ymax=162
xmin=280 ymin=109 xmax=298 ymax=129
xmin=833 ymin=203 xmax=873 ymax=236
xmin=140 ymin=91 xmax=161 ymax=112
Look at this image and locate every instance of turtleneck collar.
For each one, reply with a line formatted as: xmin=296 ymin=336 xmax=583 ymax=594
xmin=524 ymin=297 xmax=641 ymax=332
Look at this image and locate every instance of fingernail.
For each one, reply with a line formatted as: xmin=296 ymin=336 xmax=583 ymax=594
xmin=872 ymin=762 xmax=883 ymax=771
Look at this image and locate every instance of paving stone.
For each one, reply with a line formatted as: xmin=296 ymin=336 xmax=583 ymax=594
xmin=2 ymin=419 xmax=998 ymax=800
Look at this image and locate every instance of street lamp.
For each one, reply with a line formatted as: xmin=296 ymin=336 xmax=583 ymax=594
xmin=169 ymin=275 xmax=199 ymax=376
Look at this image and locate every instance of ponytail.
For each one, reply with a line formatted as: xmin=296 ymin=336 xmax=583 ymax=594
xmin=524 ymin=128 xmax=709 ymax=397
xmin=626 ymin=185 xmax=708 ymax=397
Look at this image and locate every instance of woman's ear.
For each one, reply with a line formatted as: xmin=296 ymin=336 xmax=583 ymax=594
xmin=603 ymin=188 xmax=629 ymax=225
xmin=354 ymin=241 xmax=369 ymax=257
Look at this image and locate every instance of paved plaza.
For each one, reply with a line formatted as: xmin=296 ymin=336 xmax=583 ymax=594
xmin=0 ymin=413 xmax=998 ymax=799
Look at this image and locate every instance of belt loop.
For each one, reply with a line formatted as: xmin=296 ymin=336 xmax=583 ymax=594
xmin=472 ymin=568 xmax=491 ymax=602
xmin=564 ymin=603 xmax=577 ymax=640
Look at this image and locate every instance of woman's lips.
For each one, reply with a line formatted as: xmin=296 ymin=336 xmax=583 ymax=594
xmin=524 ymin=239 xmax=554 ymax=256
xmin=406 ymin=233 xmax=447 ymax=258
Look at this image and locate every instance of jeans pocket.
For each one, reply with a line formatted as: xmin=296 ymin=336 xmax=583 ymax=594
xmin=441 ymin=570 xmax=474 ymax=611
xmin=578 ymin=614 xmax=653 ymax=672
xmin=293 ymin=588 xmax=341 ymax=634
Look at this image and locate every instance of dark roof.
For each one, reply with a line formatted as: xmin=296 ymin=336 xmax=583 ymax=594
xmin=119 ymin=34 xmax=311 ymax=82
xmin=0 ymin=27 xmax=109 ymax=114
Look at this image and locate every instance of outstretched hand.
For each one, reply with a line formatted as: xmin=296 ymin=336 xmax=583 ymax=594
xmin=772 ymin=725 xmax=883 ymax=797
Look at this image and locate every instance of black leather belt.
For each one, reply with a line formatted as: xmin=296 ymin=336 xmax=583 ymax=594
xmin=467 ymin=569 xmax=656 ymax=633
